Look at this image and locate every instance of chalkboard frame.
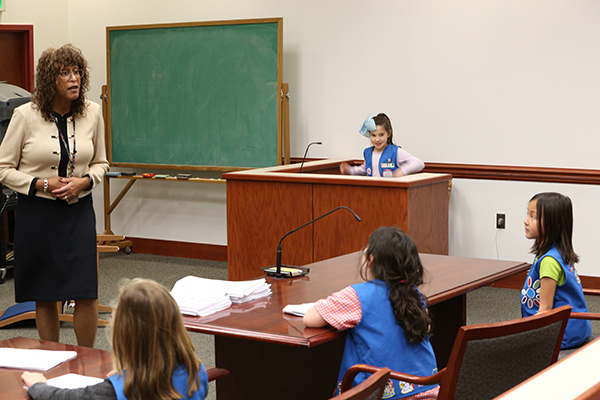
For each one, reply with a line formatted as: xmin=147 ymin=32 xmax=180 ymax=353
xmin=105 ymin=18 xmax=283 ymax=171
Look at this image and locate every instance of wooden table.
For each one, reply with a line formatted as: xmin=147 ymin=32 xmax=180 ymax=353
xmin=0 ymin=336 xmax=112 ymax=400
xmin=496 ymin=336 xmax=600 ymax=400
xmin=224 ymin=160 xmax=452 ymax=280
xmin=183 ymin=251 xmax=529 ymax=400
xmin=0 ymin=337 xmax=228 ymax=400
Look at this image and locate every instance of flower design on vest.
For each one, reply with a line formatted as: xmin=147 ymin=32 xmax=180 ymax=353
xmin=399 ymin=381 xmax=415 ymax=395
xmin=570 ymin=265 xmax=582 ymax=285
xmin=382 ymin=379 xmax=395 ymax=398
xmin=521 ymin=276 xmax=541 ymax=308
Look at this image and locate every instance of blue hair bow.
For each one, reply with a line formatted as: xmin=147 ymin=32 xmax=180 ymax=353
xmin=359 ymin=114 xmax=376 ymax=137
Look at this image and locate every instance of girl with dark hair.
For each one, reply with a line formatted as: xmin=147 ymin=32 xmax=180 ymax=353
xmin=522 ymin=192 xmax=591 ymax=349
xmin=340 ymin=113 xmax=424 ymax=177
xmin=304 ymin=227 xmax=439 ymax=399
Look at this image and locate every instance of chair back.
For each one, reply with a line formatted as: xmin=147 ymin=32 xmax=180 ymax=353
xmin=330 ymin=367 xmax=391 ymax=400
xmin=438 ymin=305 xmax=571 ymax=400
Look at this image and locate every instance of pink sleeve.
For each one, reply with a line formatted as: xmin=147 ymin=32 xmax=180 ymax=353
xmin=314 ymin=286 xmax=362 ymax=330
xmin=396 ymin=147 xmax=425 ymax=175
xmin=348 ymin=164 xmax=367 ymax=176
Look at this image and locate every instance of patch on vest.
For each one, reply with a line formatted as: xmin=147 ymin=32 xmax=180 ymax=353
xmin=382 ymin=378 xmax=395 ymax=398
xmin=382 ymin=169 xmax=393 ymax=177
xmin=367 ymin=167 xmax=372 ymax=175
xmin=399 ymin=380 xmax=415 ymax=395
xmin=521 ymin=275 xmax=541 ymax=309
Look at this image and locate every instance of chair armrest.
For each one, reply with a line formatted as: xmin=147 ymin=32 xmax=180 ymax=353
xmin=341 ymin=364 xmax=445 ymax=393
xmin=206 ymin=367 xmax=229 ymax=382
xmin=570 ymin=312 xmax=600 ymax=321
xmin=389 ymin=368 xmax=445 ymax=385
xmin=583 ymin=288 xmax=600 ymax=296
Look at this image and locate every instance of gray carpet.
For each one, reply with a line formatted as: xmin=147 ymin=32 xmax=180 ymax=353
xmin=2 ymin=253 xmax=600 ymax=398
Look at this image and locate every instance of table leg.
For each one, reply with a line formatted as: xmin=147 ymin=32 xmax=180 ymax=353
xmin=429 ymin=295 xmax=466 ymax=370
xmin=214 ymin=335 xmax=345 ymax=400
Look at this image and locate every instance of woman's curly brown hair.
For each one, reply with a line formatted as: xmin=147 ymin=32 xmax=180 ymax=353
xmin=31 ymin=44 xmax=90 ymax=122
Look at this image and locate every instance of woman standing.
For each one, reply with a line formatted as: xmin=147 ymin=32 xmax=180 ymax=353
xmin=0 ymin=44 xmax=108 ymax=347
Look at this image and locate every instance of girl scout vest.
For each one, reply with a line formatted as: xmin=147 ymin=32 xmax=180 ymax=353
xmin=364 ymin=144 xmax=399 ymax=177
xmin=336 ymin=280 xmax=438 ymax=399
xmin=108 ymin=364 xmax=208 ymax=400
xmin=521 ymin=246 xmax=591 ymax=349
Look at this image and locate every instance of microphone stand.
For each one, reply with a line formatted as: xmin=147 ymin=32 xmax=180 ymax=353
xmin=263 ymin=206 xmax=361 ymax=278
xmin=298 ymin=141 xmax=322 ymax=173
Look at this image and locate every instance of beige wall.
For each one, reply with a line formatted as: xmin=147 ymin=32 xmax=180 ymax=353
xmin=2 ymin=1 xmax=600 ymax=276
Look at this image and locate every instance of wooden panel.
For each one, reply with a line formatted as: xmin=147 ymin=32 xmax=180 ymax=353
xmin=312 ymin=184 xmax=408 ymax=261
xmin=226 ymin=180 xmax=313 ymax=280
xmin=215 ymin=335 xmax=344 ymax=400
xmin=406 ymin=181 xmax=449 ymax=254
xmin=0 ymin=25 xmax=34 ymax=92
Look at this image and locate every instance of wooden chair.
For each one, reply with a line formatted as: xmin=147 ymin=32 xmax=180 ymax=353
xmin=571 ymin=288 xmax=600 ymax=321
xmin=329 ymin=367 xmax=391 ymax=400
xmin=339 ymin=305 xmax=572 ymax=400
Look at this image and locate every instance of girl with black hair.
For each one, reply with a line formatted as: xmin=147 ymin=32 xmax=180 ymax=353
xmin=304 ymin=226 xmax=439 ymax=399
xmin=522 ymin=192 xmax=591 ymax=349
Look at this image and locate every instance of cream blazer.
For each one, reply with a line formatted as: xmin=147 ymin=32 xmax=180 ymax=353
xmin=0 ymin=101 xmax=109 ymax=199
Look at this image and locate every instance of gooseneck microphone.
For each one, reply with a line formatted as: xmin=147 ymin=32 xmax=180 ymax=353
xmin=263 ymin=206 xmax=361 ymax=278
xmin=298 ymin=141 xmax=322 ymax=173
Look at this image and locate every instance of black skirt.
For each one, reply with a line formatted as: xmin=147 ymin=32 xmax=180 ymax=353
xmin=13 ymin=193 xmax=98 ymax=302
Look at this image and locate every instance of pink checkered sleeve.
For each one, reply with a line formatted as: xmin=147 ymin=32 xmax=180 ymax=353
xmin=314 ymin=286 xmax=362 ymax=330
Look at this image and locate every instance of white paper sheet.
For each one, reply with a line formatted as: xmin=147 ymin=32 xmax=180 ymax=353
xmin=0 ymin=348 xmax=77 ymax=371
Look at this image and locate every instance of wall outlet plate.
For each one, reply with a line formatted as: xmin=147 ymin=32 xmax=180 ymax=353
xmin=496 ymin=213 xmax=506 ymax=229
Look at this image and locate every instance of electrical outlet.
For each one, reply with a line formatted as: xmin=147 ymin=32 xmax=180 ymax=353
xmin=496 ymin=213 xmax=506 ymax=229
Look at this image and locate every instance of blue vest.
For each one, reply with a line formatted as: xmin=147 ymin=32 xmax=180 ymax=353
xmin=521 ymin=246 xmax=591 ymax=349
xmin=364 ymin=144 xmax=399 ymax=177
xmin=108 ymin=363 xmax=208 ymax=400
xmin=337 ymin=280 xmax=438 ymax=399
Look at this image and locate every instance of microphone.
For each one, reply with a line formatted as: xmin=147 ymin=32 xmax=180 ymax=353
xmin=298 ymin=141 xmax=322 ymax=173
xmin=262 ymin=206 xmax=361 ymax=278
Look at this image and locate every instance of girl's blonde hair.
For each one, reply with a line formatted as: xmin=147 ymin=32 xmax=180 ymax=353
xmin=111 ymin=278 xmax=201 ymax=400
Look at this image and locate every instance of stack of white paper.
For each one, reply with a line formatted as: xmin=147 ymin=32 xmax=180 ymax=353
xmin=170 ymin=276 xmax=271 ymax=317
xmin=0 ymin=348 xmax=77 ymax=371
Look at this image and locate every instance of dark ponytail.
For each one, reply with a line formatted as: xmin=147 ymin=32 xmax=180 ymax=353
xmin=361 ymin=227 xmax=432 ymax=343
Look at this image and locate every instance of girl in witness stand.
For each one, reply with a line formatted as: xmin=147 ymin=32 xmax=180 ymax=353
xmin=304 ymin=227 xmax=439 ymax=399
xmin=21 ymin=278 xmax=209 ymax=400
xmin=339 ymin=113 xmax=424 ymax=177
xmin=522 ymin=192 xmax=591 ymax=349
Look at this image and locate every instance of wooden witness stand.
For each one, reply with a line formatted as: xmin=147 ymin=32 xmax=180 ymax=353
xmin=99 ymin=82 xmax=291 ymax=248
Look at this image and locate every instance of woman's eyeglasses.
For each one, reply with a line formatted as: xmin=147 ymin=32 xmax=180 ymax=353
xmin=58 ymin=70 xmax=84 ymax=80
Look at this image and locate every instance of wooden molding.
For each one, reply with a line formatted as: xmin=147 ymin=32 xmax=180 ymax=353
xmin=121 ymin=237 xmax=227 ymax=262
xmin=423 ymin=163 xmax=600 ymax=185
xmin=290 ymin=158 xmax=600 ymax=186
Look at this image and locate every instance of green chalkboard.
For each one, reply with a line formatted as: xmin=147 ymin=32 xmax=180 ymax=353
xmin=106 ymin=19 xmax=282 ymax=170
